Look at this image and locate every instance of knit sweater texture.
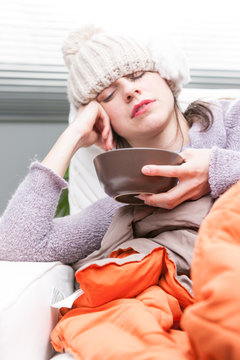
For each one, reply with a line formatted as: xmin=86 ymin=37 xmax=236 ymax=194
xmin=0 ymin=99 xmax=239 ymax=263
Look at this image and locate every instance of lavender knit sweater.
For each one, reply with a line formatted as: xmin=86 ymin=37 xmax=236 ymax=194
xmin=0 ymin=99 xmax=239 ymax=263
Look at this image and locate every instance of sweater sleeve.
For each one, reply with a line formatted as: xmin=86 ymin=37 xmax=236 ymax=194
xmin=0 ymin=162 xmax=122 ymax=263
xmin=209 ymin=99 xmax=240 ymax=198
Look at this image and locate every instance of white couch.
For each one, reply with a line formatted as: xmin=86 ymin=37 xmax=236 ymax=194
xmin=1 ymin=88 xmax=239 ymax=360
xmin=0 ymin=261 xmax=74 ymax=360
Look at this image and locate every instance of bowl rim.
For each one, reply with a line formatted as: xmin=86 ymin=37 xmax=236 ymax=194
xmin=94 ymin=147 xmax=183 ymax=161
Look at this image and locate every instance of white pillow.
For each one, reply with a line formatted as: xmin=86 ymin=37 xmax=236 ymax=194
xmin=68 ymin=104 xmax=105 ymax=214
xmin=68 ymin=89 xmax=240 ymax=214
xmin=0 ymin=261 xmax=74 ymax=360
xmin=68 ymin=143 xmax=105 ymax=215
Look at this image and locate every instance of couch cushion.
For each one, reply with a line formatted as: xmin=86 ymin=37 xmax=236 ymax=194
xmin=0 ymin=261 xmax=74 ymax=360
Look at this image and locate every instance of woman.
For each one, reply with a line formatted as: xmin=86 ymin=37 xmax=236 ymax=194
xmin=1 ymin=25 xmax=240 ymax=359
xmin=0 ymin=26 xmax=239 ymax=264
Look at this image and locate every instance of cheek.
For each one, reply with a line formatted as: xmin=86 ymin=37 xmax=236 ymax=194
xmin=102 ymin=102 xmax=118 ymax=120
xmin=110 ymin=117 xmax=125 ymax=137
xmin=102 ymin=104 xmax=126 ymax=133
xmin=157 ymin=86 xmax=175 ymax=110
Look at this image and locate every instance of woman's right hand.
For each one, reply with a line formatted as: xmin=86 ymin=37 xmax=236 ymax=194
xmin=41 ymin=101 xmax=114 ymax=177
xmin=70 ymin=101 xmax=114 ymax=151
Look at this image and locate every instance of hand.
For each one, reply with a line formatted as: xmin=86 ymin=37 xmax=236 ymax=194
xmin=139 ymin=148 xmax=212 ymax=209
xmin=41 ymin=101 xmax=114 ymax=177
xmin=70 ymin=101 xmax=114 ymax=151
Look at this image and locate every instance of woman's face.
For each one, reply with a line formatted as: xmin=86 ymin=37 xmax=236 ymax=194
xmin=97 ymin=71 xmax=177 ymax=148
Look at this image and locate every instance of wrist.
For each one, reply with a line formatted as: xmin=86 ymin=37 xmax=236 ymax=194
xmin=67 ymin=120 xmax=93 ymax=150
xmin=63 ymin=125 xmax=83 ymax=153
xmin=41 ymin=126 xmax=84 ymax=178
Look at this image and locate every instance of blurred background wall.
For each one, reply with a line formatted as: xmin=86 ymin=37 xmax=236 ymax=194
xmin=0 ymin=0 xmax=240 ymax=214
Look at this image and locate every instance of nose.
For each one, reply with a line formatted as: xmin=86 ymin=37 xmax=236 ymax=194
xmin=117 ymin=78 xmax=141 ymax=103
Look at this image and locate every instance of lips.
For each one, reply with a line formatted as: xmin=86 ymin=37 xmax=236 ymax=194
xmin=131 ymin=100 xmax=155 ymax=118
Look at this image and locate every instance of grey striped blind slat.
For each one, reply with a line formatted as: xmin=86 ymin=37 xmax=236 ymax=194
xmin=0 ymin=0 xmax=239 ymax=122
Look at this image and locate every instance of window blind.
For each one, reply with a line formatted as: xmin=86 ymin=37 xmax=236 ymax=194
xmin=0 ymin=0 xmax=239 ymax=122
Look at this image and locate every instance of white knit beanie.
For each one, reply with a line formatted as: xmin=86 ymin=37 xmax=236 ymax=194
xmin=62 ymin=26 xmax=190 ymax=108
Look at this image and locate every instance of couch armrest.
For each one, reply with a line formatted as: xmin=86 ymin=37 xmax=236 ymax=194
xmin=0 ymin=261 xmax=74 ymax=360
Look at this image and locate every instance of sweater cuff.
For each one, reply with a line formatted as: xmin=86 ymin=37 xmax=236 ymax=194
xmin=29 ymin=161 xmax=68 ymax=190
xmin=209 ymin=146 xmax=240 ymax=198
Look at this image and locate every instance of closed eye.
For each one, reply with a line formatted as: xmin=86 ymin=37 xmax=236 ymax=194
xmin=103 ymin=91 xmax=115 ymax=103
xmin=128 ymin=71 xmax=145 ymax=81
xmin=100 ymin=71 xmax=145 ymax=102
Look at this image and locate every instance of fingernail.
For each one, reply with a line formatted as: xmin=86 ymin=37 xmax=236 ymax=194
xmin=142 ymin=166 xmax=150 ymax=174
xmin=107 ymin=142 xmax=112 ymax=151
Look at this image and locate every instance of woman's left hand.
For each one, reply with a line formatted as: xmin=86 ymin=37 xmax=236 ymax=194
xmin=139 ymin=148 xmax=212 ymax=209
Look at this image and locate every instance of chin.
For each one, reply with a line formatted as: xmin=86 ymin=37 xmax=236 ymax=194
xmin=144 ymin=116 xmax=166 ymax=131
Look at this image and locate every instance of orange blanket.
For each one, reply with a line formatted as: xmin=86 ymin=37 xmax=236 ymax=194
xmin=51 ymin=181 xmax=240 ymax=359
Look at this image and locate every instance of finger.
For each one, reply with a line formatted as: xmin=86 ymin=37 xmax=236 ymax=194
xmin=139 ymin=182 xmax=192 ymax=209
xmin=98 ymin=107 xmax=114 ymax=150
xmin=95 ymin=137 xmax=108 ymax=151
xmin=98 ymin=106 xmax=111 ymax=138
xmin=93 ymin=122 xmax=102 ymax=138
xmin=106 ymin=127 xmax=114 ymax=150
xmin=94 ymin=125 xmax=113 ymax=151
xmin=101 ymin=120 xmax=110 ymax=139
xmin=141 ymin=164 xmax=184 ymax=178
xmin=96 ymin=122 xmax=113 ymax=150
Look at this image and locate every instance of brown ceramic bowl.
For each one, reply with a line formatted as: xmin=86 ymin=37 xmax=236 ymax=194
xmin=93 ymin=148 xmax=183 ymax=205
